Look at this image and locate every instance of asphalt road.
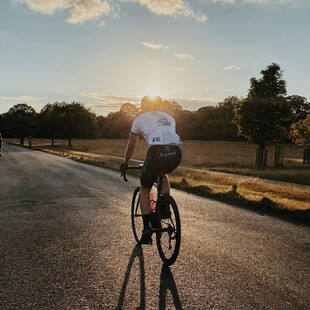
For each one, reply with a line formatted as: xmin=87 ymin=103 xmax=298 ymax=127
xmin=0 ymin=144 xmax=309 ymax=310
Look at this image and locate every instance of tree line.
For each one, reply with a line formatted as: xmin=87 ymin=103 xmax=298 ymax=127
xmin=0 ymin=63 xmax=309 ymax=167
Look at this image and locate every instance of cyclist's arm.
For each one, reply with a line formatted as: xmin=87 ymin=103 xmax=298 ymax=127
xmin=124 ymin=132 xmax=139 ymax=165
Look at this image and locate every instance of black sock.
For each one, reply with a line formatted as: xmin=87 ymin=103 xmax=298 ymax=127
xmin=142 ymin=214 xmax=151 ymax=230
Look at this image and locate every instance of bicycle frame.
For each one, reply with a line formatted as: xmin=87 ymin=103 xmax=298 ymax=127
xmin=122 ymin=165 xmax=181 ymax=265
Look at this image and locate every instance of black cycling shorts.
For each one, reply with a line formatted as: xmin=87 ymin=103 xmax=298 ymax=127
xmin=141 ymin=145 xmax=182 ymax=188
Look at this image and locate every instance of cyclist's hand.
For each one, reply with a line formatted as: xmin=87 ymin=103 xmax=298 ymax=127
xmin=120 ymin=163 xmax=128 ymax=178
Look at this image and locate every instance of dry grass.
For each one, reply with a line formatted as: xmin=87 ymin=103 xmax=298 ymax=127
xmin=6 ymin=138 xmax=310 ymax=221
xmin=170 ymin=167 xmax=310 ymax=212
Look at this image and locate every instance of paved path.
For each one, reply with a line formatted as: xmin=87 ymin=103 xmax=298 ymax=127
xmin=0 ymin=144 xmax=309 ymax=309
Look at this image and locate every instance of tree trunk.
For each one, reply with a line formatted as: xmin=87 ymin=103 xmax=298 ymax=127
xmin=51 ymin=138 xmax=54 ymax=147
xmin=303 ymin=148 xmax=310 ymax=164
xmin=20 ymin=137 xmax=24 ymax=145
xmin=274 ymin=144 xmax=284 ymax=168
xmin=255 ymin=146 xmax=268 ymax=170
xmin=68 ymin=138 xmax=72 ymax=148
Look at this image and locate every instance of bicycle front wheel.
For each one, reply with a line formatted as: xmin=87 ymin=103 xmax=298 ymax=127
xmin=131 ymin=186 xmax=143 ymax=243
xmin=156 ymin=195 xmax=181 ymax=266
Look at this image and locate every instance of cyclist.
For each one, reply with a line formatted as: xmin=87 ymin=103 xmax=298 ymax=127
xmin=120 ymin=95 xmax=182 ymax=244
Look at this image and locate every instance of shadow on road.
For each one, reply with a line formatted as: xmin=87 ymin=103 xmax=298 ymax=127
xmin=159 ymin=264 xmax=182 ymax=310
xmin=117 ymin=245 xmax=182 ymax=310
xmin=117 ymin=245 xmax=145 ymax=310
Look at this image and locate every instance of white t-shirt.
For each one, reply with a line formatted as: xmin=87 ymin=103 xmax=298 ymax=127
xmin=131 ymin=111 xmax=182 ymax=146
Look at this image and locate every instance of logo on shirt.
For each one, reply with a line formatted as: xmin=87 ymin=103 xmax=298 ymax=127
xmin=157 ymin=116 xmax=171 ymax=126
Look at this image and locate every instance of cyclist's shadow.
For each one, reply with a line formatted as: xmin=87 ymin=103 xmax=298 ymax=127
xmin=117 ymin=245 xmax=182 ymax=310
xmin=159 ymin=264 xmax=182 ymax=310
xmin=117 ymin=245 xmax=145 ymax=310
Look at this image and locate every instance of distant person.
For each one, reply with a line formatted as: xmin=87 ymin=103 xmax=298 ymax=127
xmin=120 ymin=96 xmax=182 ymax=244
xmin=0 ymin=133 xmax=2 ymax=157
xmin=28 ymin=136 xmax=32 ymax=150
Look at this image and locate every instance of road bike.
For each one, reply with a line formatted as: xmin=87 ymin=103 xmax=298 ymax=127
xmin=121 ymin=165 xmax=181 ymax=266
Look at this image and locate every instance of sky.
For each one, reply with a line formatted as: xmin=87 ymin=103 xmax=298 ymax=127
xmin=0 ymin=0 xmax=309 ymax=116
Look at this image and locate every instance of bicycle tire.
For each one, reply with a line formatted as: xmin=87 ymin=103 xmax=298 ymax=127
xmin=156 ymin=194 xmax=181 ymax=266
xmin=131 ymin=186 xmax=143 ymax=243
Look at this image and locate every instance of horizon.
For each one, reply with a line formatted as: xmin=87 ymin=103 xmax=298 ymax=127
xmin=0 ymin=0 xmax=309 ymax=116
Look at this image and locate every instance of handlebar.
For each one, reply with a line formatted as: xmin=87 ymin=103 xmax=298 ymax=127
xmin=121 ymin=166 xmax=143 ymax=182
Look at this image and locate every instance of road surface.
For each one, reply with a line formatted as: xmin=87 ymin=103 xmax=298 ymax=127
xmin=0 ymin=144 xmax=309 ymax=309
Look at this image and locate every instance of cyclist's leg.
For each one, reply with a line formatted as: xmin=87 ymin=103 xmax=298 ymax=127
xmin=161 ymin=174 xmax=170 ymax=195
xmin=139 ymin=185 xmax=152 ymax=215
xmin=140 ymin=146 xmax=159 ymax=216
xmin=140 ymin=149 xmax=159 ymax=243
xmin=139 ymin=185 xmax=153 ymax=244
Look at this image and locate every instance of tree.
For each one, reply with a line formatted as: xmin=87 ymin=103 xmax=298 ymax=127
xmin=248 ymin=63 xmax=287 ymax=99
xmin=56 ymin=102 xmax=98 ymax=147
xmin=190 ymin=98 xmax=240 ymax=141
xmin=235 ymin=63 xmax=292 ymax=169
xmin=96 ymin=115 xmax=108 ymax=138
xmin=174 ymin=109 xmax=198 ymax=140
xmin=290 ymin=115 xmax=310 ymax=164
xmin=234 ymin=98 xmax=279 ymax=146
xmin=287 ymin=95 xmax=310 ymax=122
xmin=101 ymin=111 xmax=132 ymax=139
xmin=38 ymin=102 xmax=98 ymax=147
xmin=162 ymin=100 xmax=183 ymax=115
xmin=120 ymin=102 xmax=139 ymax=118
xmin=0 ymin=113 xmax=7 ymax=136
xmin=38 ymin=103 xmax=59 ymax=146
xmin=217 ymin=96 xmax=241 ymax=141
xmin=234 ymin=96 xmax=293 ymax=169
xmin=5 ymin=103 xmax=37 ymax=145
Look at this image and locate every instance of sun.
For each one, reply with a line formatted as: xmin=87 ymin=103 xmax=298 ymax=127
xmin=147 ymin=88 xmax=160 ymax=98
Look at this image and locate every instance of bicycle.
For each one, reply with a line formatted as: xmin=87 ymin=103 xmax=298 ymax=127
xmin=121 ymin=165 xmax=181 ymax=266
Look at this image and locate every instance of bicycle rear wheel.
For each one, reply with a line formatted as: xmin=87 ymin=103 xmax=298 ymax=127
xmin=156 ymin=195 xmax=181 ymax=266
xmin=131 ymin=186 xmax=143 ymax=243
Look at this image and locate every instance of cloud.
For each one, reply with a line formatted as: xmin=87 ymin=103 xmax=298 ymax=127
xmin=80 ymin=93 xmax=141 ymax=109
xmin=213 ymin=0 xmax=298 ymax=4
xmin=171 ymin=67 xmax=187 ymax=72
xmin=13 ymin=0 xmax=71 ymax=14
xmin=12 ymin=0 xmax=298 ymax=26
xmin=14 ymin=0 xmax=207 ymax=24
xmin=81 ymin=92 xmax=222 ymax=113
xmin=0 ymin=95 xmax=45 ymax=101
xmin=14 ymin=0 xmax=112 ymax=24
xmin=172 ymin=53 xmax=194 ymax=60
xmin=212 ymin=0 xmax=236 ymax=3
xmin=125 ymin=0 xmax=207 ymax=22
xmin=189 ymin=97 xmax=220 ymax=103
xmin=141 ymin=41 xmax=171 ymax=51
xmin=222 ymin=65 xmax=242 ymax=70
xmin=176 ymin=97 xmax=220 ymax=110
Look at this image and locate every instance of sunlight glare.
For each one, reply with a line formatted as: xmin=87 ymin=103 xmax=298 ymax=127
xmin=147 ymin=88 xmax=160 ymax=98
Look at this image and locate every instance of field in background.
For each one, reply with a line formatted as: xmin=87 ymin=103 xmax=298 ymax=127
xmin=5 ymin=138 xmax=309 ymax=185
xmin=14 ymin=138 xmax=305 ymax=166
xmin=5 ymin=138 xmax=310 ymax=220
